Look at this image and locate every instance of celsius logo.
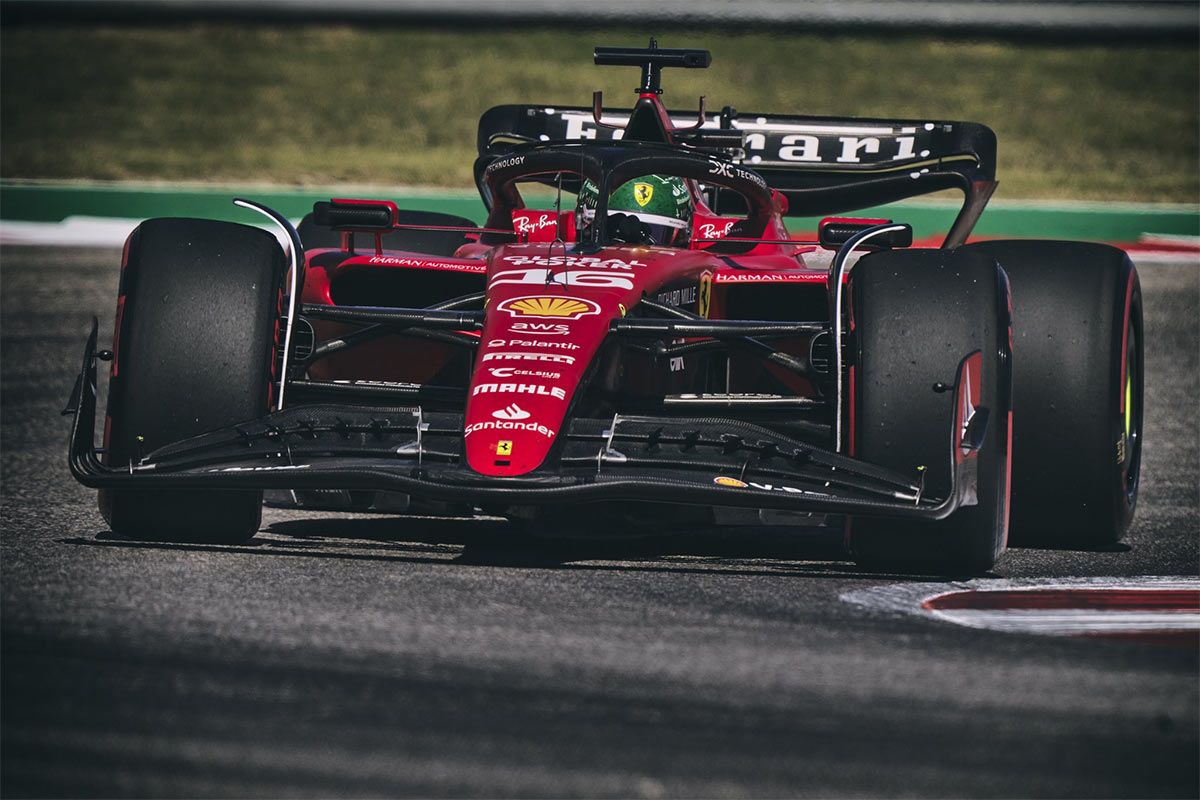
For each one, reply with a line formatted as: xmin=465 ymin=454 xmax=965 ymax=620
xmin=492 ymin=403 xmax=531 ymax=421
xmin=497 ymin=295 xmax=600 ymax=320
xmin=489 ymin=367 xmax=560 ymax=380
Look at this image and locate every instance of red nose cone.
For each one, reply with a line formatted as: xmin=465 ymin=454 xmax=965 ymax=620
xmin=465 ymin=296 xmax=616 ymax=476
xmin=464 ymin=248 xmax=648 ymax=476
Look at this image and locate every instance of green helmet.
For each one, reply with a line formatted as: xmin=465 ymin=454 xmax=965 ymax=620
xmin=576 ymin=174 xmax=693 ymax=247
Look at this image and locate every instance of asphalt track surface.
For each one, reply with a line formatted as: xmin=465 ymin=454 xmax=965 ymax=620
xmin=2 ymin=246 xmax=1197 ymax=798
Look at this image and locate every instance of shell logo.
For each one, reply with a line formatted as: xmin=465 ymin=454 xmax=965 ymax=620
xmin=497 ymin=295 xmax=601 ymax=320
xmin=713 ymin=476 xmax=748 ymax=488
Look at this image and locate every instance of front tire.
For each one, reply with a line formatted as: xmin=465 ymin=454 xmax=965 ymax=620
xmin=100 ymin=218 xmax=285 ymax=543
xmin=846 ymin=248 xmax=1013 ymax=575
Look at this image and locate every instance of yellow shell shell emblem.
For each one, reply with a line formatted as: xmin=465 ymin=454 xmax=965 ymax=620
xmin=498 ymin=295 xmax=600 ymax=320
xmin=633 ymin=182 xmax=654 ymax=207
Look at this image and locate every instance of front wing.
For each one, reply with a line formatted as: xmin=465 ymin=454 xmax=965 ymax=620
xmin=66 ymin=322 xmax=982 ymax=521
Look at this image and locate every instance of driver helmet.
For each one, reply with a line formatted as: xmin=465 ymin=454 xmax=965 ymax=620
xmin=576 ymin=174 xmax=693 ymax=247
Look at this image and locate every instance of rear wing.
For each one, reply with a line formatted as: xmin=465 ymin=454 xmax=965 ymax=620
xmin=478 ymin=104 xmax=998 ymax=246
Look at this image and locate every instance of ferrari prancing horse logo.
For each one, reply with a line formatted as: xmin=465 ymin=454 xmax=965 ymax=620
xmin=634 ymin=182 xmax=654 ymax=207
xmin=698 ymin=271 xmax=713 ymax=318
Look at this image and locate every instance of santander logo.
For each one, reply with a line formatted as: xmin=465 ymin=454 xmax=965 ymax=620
xmin=492 ymin=403 xmax=531 ymax=421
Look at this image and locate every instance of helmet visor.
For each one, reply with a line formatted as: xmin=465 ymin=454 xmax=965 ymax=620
xmin=579 ymin=208 xmax=690 ymax=247
xmin=623 ymin=212 xmax=690 ymax=247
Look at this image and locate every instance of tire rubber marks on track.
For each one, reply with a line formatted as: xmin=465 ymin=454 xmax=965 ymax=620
xmin=842 ymin=576 xmax=1200 ymax=644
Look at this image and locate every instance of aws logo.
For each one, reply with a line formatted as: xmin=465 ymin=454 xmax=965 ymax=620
xmin=510 ymin=322 xmax=569 ymax=336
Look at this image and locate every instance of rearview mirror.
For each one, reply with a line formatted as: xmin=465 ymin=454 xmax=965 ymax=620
xmin=819 ymin=217 xmax=913 ymax=250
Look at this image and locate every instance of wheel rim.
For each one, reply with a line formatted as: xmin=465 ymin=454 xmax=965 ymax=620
xmin=1121 ymin=313 xmax=1143 ymax=508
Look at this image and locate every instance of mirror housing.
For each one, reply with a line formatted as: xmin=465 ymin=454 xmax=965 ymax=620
xmin=819 ymin=217 xmax=913 ymax=250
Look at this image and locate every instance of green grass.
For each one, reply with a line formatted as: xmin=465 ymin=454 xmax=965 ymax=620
xmin=2 ymin=24 xmax=1197 ymax=202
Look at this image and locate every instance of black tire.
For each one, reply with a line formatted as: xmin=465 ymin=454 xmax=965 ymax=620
xmin=99 ymin=218 xmax=285 ymax=543
xmin=297 ymin=209 xmax=476 ymax=255
xmin=961 ymin=240 xmax=1142 ymax=546
xmin=846 ymin=248 xmax=1013 ymax=575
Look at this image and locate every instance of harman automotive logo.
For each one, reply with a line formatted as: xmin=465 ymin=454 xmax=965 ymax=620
xmin=497 ymin=295 xmax=601 ymax=320
xmin=492 ymin=403 xmax=531 ymax=421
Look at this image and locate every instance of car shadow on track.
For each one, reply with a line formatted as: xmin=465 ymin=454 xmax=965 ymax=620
xmin=58 ymin=513 xmax=955 ymax=582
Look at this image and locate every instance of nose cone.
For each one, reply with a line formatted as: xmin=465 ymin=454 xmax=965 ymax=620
xmin=464 ymin=289 xmax=620 ymax=476
xmin=464 ymin=244 xmax=704 ymax=475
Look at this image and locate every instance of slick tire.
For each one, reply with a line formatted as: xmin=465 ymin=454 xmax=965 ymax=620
xmin=100 ymin=218 xmax=285 ymax=543
xmin=297 ymin=209 xmax=477 ymax=255
xmin=846 ymin=248 xmax=1013 ymax=576
xmin=960 ymin=240 xmax=1142 ymax=546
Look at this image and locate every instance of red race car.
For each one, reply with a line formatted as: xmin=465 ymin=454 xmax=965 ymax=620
xmin=67 ymin=41 xmax=1143 ymax=574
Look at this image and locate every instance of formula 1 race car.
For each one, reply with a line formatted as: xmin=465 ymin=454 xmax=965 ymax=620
xmin=66 ymin=41 xmax=1143 ymax=574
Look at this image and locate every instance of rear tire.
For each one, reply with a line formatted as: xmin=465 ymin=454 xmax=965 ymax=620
xmin=100 ymin=218 xmax=285 ymax=543
xmin=297 ymin=209 xmax=476 ymax=255
xmin=961 ymin=240 xmax=1142 ymax=546
xmin=846 ymin=248 xmax=1013 ymax=575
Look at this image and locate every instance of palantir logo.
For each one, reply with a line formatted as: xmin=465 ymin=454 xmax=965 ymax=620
xmin=492 ymin=403 xmax=531 ymax=421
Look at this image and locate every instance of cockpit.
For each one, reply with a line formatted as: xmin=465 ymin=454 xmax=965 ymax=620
xmin=474 ymin=142 xmax=791 ymax=254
